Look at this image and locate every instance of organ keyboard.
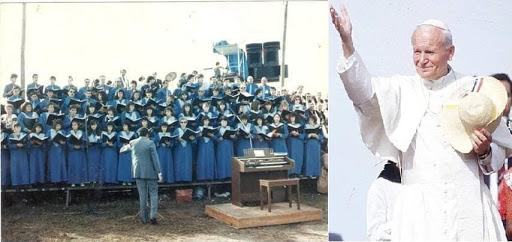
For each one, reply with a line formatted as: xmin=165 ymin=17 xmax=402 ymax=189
xmin=231 ymin=148 xmax=295 ymax=206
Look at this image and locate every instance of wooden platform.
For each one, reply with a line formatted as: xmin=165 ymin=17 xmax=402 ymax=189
xmin=205 ymin=202 xmax=322 ymax=229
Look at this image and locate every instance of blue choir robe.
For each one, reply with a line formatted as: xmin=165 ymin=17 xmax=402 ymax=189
xmin=67 ymin=130 xmax=88 ymax=184
xmin=156 ymin=88 xmax=172 ymax=103
xmin=78 ymin=86 xmax=90 ymax=99
xmin=27 ymin=133 xmax=47 ymax=184
xmin=7 ymin=95 xmax=24 ymax=114
xmin=100 ymin=131 xmax=118 ymax=184
xmin=3 ymin=83 xmax=21 ymax=98
xmin=269 ymin=122 xmax=289 ymax=153
xmin=117 ymin=131 xmax=136 ymax=182
xmin=1 ymin=133 xmax=10 ymax=186
xmin=198 ymin=111 xmax=219 ymax=126
xmin=196 ymin=126 xmax=216 ymax=180
xmin=17 ymin=111 xmax=39 ymax=133
xmin=60 ymin=95 xmax=81 ymax=114
xmin=108 ymin=87 xmax=126 ymax=100
xmin=215 ymin=127 xmax=235 ymax=179
xmin=172 ymin=127 xmax=194 ymax=182
xmin=235 ymin=123 xmax=253 ymax=157
xmin=217 ymin=109 xmax=235 ymax=126
xmin=81 ymin=98 xmax=97 ymax=114
xmin=8 ymin=132 xmax=29 ymax=186
xmin=63 ymin=114 xmax=83 ymax=132
xmin=160 ymin=116 xmax=178 ymax=133
xmin=121 ymin=111 xmax=141 ymax=128
xmin=251 ymin=125 xmax=270 ymax=148
xmin=47 ymin=129 xmax=67 ymax=182
xmin=154 ymin=132 xmax=175 ymax=183
xmin=108 ymin=99 xmax=127 ymax=112
xmin=86 ymin=132 xmax=102 ymax=183
xmin=146 ymin=116 xmax=160 ymax=131
xmin=246 ymin=83 xmax=258 ymax=96
xmin=39 ymin=112 xmax=54 ymax=134
xmin=286 ymin=123 xmax=305 ymax=175
xmin=303 ymin=124 xmax=324 ymax=176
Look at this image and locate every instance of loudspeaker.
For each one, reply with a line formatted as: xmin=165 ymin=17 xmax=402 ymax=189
xmin=263 ymin=41 xmax=280 ymax=65
xmin=249 ymin=65 xmax=288 ymax=82
xmin=246 ymin=43 xmax=263 ymax=67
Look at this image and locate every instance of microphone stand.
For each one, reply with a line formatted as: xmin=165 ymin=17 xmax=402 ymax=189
xmin=82 ymin=111 xmax=103 ymax=216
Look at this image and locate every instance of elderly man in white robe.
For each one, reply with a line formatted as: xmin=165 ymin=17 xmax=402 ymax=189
xmin=331 ymin=4 xmax=512 ymax=241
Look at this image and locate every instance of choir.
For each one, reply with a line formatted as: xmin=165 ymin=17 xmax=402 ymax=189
xmin=0 ymin=73 xmax=328 ymax=187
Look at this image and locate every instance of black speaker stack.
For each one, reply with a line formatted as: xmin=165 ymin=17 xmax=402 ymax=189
xmin=246 ymin=41 xmax=287 ymax=82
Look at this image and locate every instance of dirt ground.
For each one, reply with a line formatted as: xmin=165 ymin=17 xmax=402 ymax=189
xmin=1 ymin=180 xmax=327 ymax=241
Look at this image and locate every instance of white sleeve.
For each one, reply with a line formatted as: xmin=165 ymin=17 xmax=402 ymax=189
xmin=337 ymin=51 xmax=375 ymax=106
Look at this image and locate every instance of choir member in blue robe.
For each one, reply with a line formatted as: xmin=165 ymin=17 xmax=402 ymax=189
xmin=3 ymin=74 xmax=21 ymax=98
xmin=145 ymin=107 xmax=160 ymax=131
xmin=8 ymin=123 xmax=29 ymax=186
xmin=86 ymin=120 xmax=102 ymax=183
xmin=215 ymin=116 xmax=235 ymax=179
xmin=63 ymin=105 xmax=83 ymax=132
xmin=303 ymin=115 xmax=324 ymax=177
xmin=197 ymin=102 xmax=218 ymax=127
xmin=7 ymin=86 xmax=24 ymax=114
xmin=108 ymin=89 xmax=128 ymax=113
xmin=67 ymin=120 xmax=88 ymax=186
xmin=120 ymin=102 xmax=141 ymax=129
xmin=196 ymin=116 xmax=216 ymax=180
xmin=39 ymin=102 xmax=59 ymax=134
xmin=251 ymin=116 xmax=270 ymax=148
xmin=178 ymin=103 xmax=197 ymax=130
xmin=245 ymin=76 xmax=258 ymax=96
xmin=118 ymin=122 xmax=136 ymax=185
xmin=60 ymin=89 xmax=81 ymax=114
xmin=81 ymin=89 xmax=97 ymax=114
xmin=17 ymin=102 xmax=39 ymax=134
xmin=103 ymin=107 xmax=120 ymax=132
xmin=100 ymin=122 xmax=119 ymax=184
xmin=172 ymin=118 xmax=195 ymax=182
xmin=286 ymin=113 xmax=305 ymax=175
xmin=160 ymin=107 xmax=178 ymax=134
xmin=235 ymin=114 xmax=253 ymax=157
xmin=130 ymin=90 xmax=142 ymax=104
xmin=28 ymin=91 xmax=43 ymax=114
xmin=28 ymin=123 xmax=46 ymax=184
xmin=47 ymin=120 xmax=67 ymax=183
xmin=215 ymin=101 xmax=235 ymax=126
xmin=269 ymin=113 xmax=289 ymax=153
xmin=156 ymin=80 xmax=172 ymax=102
xmin=1 ymin=132 xmax=10 ymax=186
xmin=154 ymin=122 xmax=175 ymax=183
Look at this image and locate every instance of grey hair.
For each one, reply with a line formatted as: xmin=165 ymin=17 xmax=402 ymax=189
xmin=413 ymin=24 xmax=453 ymax=49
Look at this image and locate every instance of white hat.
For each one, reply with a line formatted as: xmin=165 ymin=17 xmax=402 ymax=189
xmin=418 ymin=19 xmax=450 ymax=31
xmin=441 ymin=76 xmax=508 ymax=153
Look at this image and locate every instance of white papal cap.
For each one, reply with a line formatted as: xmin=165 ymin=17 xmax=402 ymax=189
xmin=418 ymin=19 xmax=450 ymax=31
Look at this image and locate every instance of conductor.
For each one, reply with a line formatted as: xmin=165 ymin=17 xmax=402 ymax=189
xmin=122 ymin=127 xmax=162 ymax=224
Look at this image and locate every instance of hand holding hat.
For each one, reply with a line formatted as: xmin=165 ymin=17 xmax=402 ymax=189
xmin=441 ymin=76 xmax=508 ymax=154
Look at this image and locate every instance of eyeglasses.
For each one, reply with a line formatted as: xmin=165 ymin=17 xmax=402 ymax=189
xmin=180 ymin=121 xmax=187 ymax=124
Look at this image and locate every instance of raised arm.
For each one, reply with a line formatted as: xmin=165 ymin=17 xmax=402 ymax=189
xmin=330 ymin=4 xmax=354 ymax=58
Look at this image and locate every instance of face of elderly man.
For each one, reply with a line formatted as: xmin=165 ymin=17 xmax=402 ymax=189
xmin=411 ymin=25 xmax=455 ymax=80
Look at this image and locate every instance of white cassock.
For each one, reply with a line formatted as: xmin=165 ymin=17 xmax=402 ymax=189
xmin=338 ymin=51 xmax=512 ymax=241
xmin=367 ymin=177 xmax=401 ymax=241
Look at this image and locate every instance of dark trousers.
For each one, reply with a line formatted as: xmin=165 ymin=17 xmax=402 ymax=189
xmin=135 ymin=178 xmax=158 ymax=223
